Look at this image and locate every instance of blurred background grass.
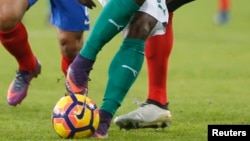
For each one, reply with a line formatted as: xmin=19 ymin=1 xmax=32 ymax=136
xmin=0 ymin=0 xmax=250 ymax=140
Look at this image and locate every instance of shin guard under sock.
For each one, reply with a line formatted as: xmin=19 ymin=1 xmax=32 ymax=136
xmin=100 ymin=38 xmax=145 ymax=115
xmin=0 ymin=22 xmax=37 ymax=71
xmin=145 ymin=13 xmax=174 ymax=106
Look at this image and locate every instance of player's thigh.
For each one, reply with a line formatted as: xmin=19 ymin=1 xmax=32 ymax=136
xmin=0 ymin=0 xmax=32 ymax=30
xmin=56 ymin=29 xmax=84 ymax=57
xmin=126 ymin=12 xmax=157 ymax=40
xmin=56 ymin=29 xmax=84 ymax=45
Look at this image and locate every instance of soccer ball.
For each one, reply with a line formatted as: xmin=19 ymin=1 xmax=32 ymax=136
xmin=52 ymin=94 xmax=99 ymax=139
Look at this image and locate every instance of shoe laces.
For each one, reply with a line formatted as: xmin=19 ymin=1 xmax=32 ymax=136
xmin=71 ymin=68 xmax=89 ymax=88
xmin=67 ymin=68 xmax=90 ymax=95
xmin=12 ymin=71 xmax=31 ymax=91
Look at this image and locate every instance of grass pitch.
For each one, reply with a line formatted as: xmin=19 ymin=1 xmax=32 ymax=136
xmin=0 ymin=1 xmax=250 ymax=141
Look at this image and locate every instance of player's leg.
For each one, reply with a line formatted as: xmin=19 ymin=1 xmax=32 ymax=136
xmin=93 ymin=11 xmax=157 ymax=138
xmin=145 ymin=13 xmax=173 ymax=110
xmin=0 ymin=0 xmax=41 ymax=106
xmin=66 ymin=0 xmax=142 ymax=94
xmin=90 ymin=0 xmax=167 ymax=137
xmin=50 ymin=0 xmax=89 ymax=76
xmin=215 ymin=0 xmax=230 ymax=24
xmin=114 ymin=13 xmax=174 ymax=130
xmin=113 ymin=0 xmax=195 ymax=130
xmin=56 ymin=30 xmax=83 ymax=76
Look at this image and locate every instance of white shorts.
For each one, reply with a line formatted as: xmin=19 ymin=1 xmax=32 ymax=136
xmin=98 ymin=0 xmax=168 ymax=36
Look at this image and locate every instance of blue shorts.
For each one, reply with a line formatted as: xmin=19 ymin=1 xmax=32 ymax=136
xmin=50 ymin=0 xmax=90 ymax=32
xmin=28 ymin=0 xmax=38 ymax=7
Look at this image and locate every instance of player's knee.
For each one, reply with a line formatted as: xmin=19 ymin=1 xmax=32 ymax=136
xmin=58 ymin=33 xmax=83 ymax=58
xmin=60 ymin=40 xmax=82 ymax=58
xmin=0 ymin=13 xmax=20 ymax=31
xmin=62 ymin=47 xmax=80 ymax=59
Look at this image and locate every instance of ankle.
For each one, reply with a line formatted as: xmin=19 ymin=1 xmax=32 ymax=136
xmin=146 ymin=99 xmax=169 ymax=110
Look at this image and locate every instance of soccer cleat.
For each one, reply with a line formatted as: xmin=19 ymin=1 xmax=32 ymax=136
xmin=114 ymin=103 xmax=172 ymax=130
xmin=65 ymin=66 xmax=88 ymax=95
xmin=7 ymin=60 xmax=41 ymax=106
xmin=92 ymin=110 xmax=112 ymax=139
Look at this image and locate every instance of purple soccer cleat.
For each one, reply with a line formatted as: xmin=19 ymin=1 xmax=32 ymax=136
xmin=92 ymin=110 xmax=113 ymax=138
xmin=65 ymin=66 xmax=88 ymax=95
xmin=7 ymin=60 xmax=41 ymax=106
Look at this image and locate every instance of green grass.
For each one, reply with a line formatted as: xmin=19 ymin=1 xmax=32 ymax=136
xmin=0 ymin=0 xmax=250 ymax=141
